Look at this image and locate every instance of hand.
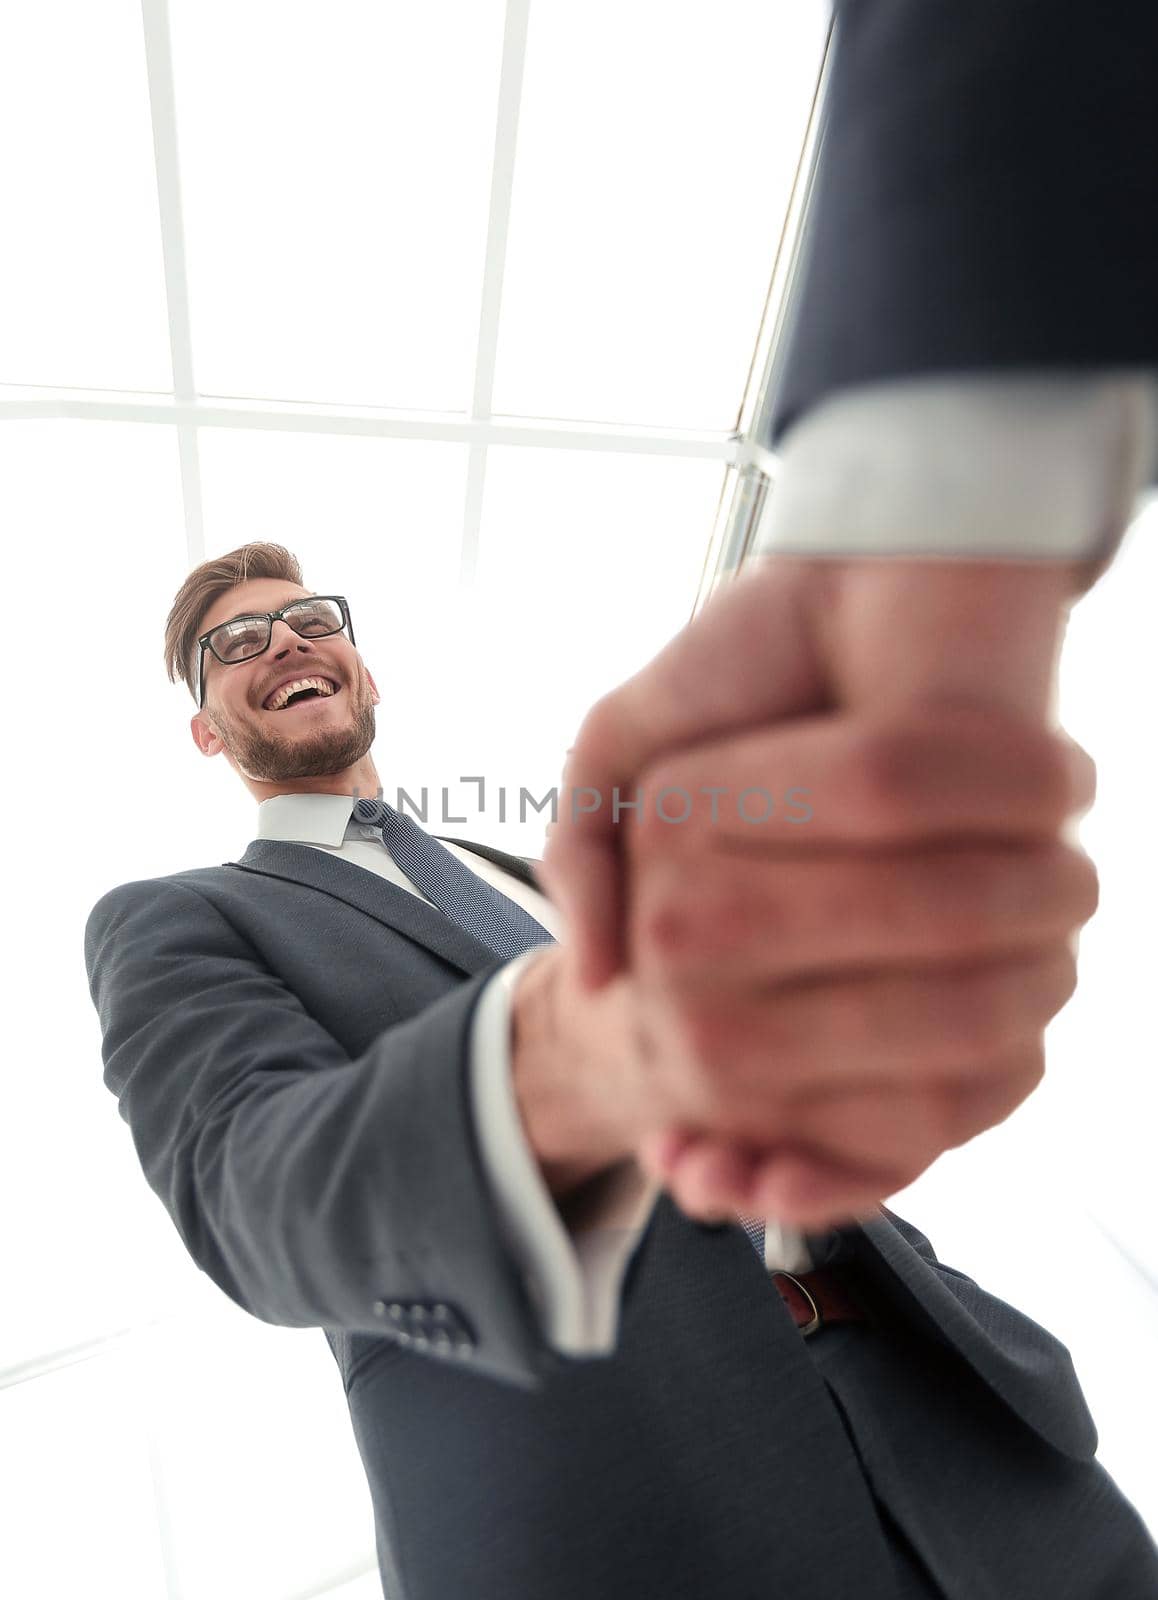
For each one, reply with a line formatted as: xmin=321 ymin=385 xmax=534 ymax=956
xmin=619 ymin=704 xmax=1097 ymax=1227
xmin=538 ymin=554 xmax=1096 ymax=1224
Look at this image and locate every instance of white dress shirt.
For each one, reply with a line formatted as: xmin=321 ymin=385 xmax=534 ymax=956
xmin=255 ymin=369 xmax=1158 ymax=1362
xmin=753 ymin=372 xmax=1158 ymax=577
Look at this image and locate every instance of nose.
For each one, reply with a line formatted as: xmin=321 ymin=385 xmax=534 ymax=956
xmin=269 ymin=619 xmax=317 ymax=661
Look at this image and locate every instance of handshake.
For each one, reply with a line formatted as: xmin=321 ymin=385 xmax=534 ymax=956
xmin=514 ymin=553 xmax=1099 ymax=1231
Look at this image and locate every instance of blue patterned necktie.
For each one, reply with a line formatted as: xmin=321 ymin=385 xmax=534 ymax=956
xmin=351 ymin=796 xmax=555 ymax=961
xmin=352 ymin=796 xmax=765 ymax=1257
xmin=737 ymin=1212 xmax=766 ymax=1262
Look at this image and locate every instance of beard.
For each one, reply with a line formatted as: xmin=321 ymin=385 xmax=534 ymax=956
xmin=211 ymin=676 xmax=377 ymax=782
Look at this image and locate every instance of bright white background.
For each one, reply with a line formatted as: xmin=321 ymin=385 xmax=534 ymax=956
xmin=1 ymin=3 xmax=1153 ymax=1597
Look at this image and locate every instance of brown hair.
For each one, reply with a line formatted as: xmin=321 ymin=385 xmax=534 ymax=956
xmin=164 ymin=542 xmax=305 ymax=701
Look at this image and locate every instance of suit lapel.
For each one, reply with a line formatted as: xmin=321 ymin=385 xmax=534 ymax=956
xmin=228 ymin=838 xmax=513 ymax=977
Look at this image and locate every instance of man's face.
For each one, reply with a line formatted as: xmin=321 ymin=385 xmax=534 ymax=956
xmin=190 ymin=579 xmax=380 ymax=783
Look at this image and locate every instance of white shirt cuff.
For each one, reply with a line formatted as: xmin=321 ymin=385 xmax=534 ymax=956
xmin=468 ymin=948 xmax=660 ymax=1356
xmin=753 ymin=372 xmax=1158 ymax=579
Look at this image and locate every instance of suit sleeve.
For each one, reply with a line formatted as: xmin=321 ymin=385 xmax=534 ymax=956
xmin=770 ymin=0 xmax=1158 ymax=442
xmin=83 ymin=875 xmax=582 ymax=1392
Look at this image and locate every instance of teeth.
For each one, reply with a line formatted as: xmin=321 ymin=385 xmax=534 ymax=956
xmin=265 ymin=676 xmax=338 ymax=711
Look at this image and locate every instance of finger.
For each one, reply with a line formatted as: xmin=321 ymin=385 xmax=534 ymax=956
xmin=803 ymin=557 xmax=1082 ymax=725
xmin=539 ymin=559 xmax=827 ymax=988
xmin=1059 ymin=733 xmax=1097 ymax=816
xmin=629 ymin=839 xmax=1098 ymax=985
xmin=635 ymin=1125 xmax=699 ymax=1185
xmin=659 ymin=1047 xmax=1045 ymax=1228
xmin=661 ymin=1136 xmax=903 ymax=1231
xmin=627 ymin=706 xmax=1095 ymax=859
xmin=739 ymin=1050 xmax=1046 ymax=1229
xmin=749 ymin=1048 xmax=1046 ymax=1182
xmin=642 ymin=945 xmax=1075 ymax=1111
xmin=745 ymin=1151 xmax=907 ymax=1232
xmin=660 ymin=1137 xmax=764 ymax=1222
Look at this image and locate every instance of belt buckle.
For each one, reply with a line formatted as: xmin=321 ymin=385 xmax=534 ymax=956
xmin=773 ymin=1271 xmax=822 ymax=1337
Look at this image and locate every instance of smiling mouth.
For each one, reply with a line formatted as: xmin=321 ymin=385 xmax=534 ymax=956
xmin=263 ymin=683 xmax=343 ymax=714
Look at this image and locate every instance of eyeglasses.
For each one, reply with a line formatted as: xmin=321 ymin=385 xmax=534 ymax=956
xmin=196 ymin=595 xmax=355 ymax=708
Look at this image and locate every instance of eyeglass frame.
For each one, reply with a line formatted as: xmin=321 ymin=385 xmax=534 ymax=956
xmin=196 ymin=595 xmax=356 ymax=709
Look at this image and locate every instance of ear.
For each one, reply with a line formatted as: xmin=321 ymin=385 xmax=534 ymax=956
xmin=190 ymin=710 xmax=225 ymax=759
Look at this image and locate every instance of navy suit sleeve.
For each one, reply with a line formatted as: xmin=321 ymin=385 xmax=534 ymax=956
xmin=771 ymin=0 xmax=1158 ymax=442
xmin=84 ymin=876 xmax=568 ymax=1392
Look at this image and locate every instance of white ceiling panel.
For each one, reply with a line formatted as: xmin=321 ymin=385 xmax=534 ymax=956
xmin=492 ymin=0 xmax=830 ymax=431
xmin=168 ymin=0 xmax=507 ymax=409
xmin=0 ymin=2 xmax=172 ymax=392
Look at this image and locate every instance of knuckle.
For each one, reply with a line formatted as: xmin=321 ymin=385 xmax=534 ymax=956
xmin=979 ymin=715 xmax=1073 ymax=823
xmin=969 ymin=1048 xmax=1047 ymax=1139
xmin=945 ymin=846 xmax=1070 ymax=947
xmin=1040 ymin=945 xmax=1079 ymax=1017
xmin=637 ymin=860 xmax=788 ymax=966
xmin=1023 ymin=1043 xmax=1048 ymax=1094
xmin=1023 ymin=840 xmax=1100 ymax=930
xmin=952 ymin=950 xmax=1077 ymax=1054
xmin=560 ymin=704 xmax=608 ymax=789
xmin=942 ymin=1029 xmax=1051 ymax=1147
xmin=1064 ymin=845 xmax=1100 ymax=925
xmin=1034 ymin=730 xmax=1081 ymax=821
xmin=937 ymin=959 xmax=1031 ymax=1056
xmin=701 ymin=873 xmax=784 ymax=956
xmin=936 ymin=1092 xmax=979 ymax=1151
xmin=907 ymin=1089 xmax=962 ymax=1157
xmin=849 ymin=724 xmax=927 ymax=825
xmin=636 ymin=883 xmax=697 ymax=963
xmin=572 ymin=690 xmax=620 ymax=757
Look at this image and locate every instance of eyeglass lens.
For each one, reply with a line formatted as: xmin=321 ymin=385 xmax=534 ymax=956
xmin=209 ymin=598 xmax=345 ymax=663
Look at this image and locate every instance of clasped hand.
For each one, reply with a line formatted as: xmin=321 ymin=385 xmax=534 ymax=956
xmin=539 ymin=555 xmax=1098 ymax=1229
xmin=616 ymin=707 xmax=1095 ymax=1226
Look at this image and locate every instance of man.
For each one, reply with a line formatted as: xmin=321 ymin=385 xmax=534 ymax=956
xmin=85 ymin=541 xmax=1157 ymax=1598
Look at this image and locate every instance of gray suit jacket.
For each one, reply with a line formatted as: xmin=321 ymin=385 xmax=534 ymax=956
xmin=84 ymin=838 xmax=1157 ymax=1598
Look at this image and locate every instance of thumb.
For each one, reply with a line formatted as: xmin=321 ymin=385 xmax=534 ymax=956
xmin=540 ymin=556 xmax=829 ymax=987
xmin=806 ymin=557 xmax=1082 ymax=725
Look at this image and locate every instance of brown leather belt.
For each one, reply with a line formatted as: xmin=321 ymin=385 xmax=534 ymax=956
xmin=771 ymin=1269 xmax=868 ymax=1337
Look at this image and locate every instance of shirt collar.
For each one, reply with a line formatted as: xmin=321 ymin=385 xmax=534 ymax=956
xmin=255 ymin=792 xmax=359 ymax=847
